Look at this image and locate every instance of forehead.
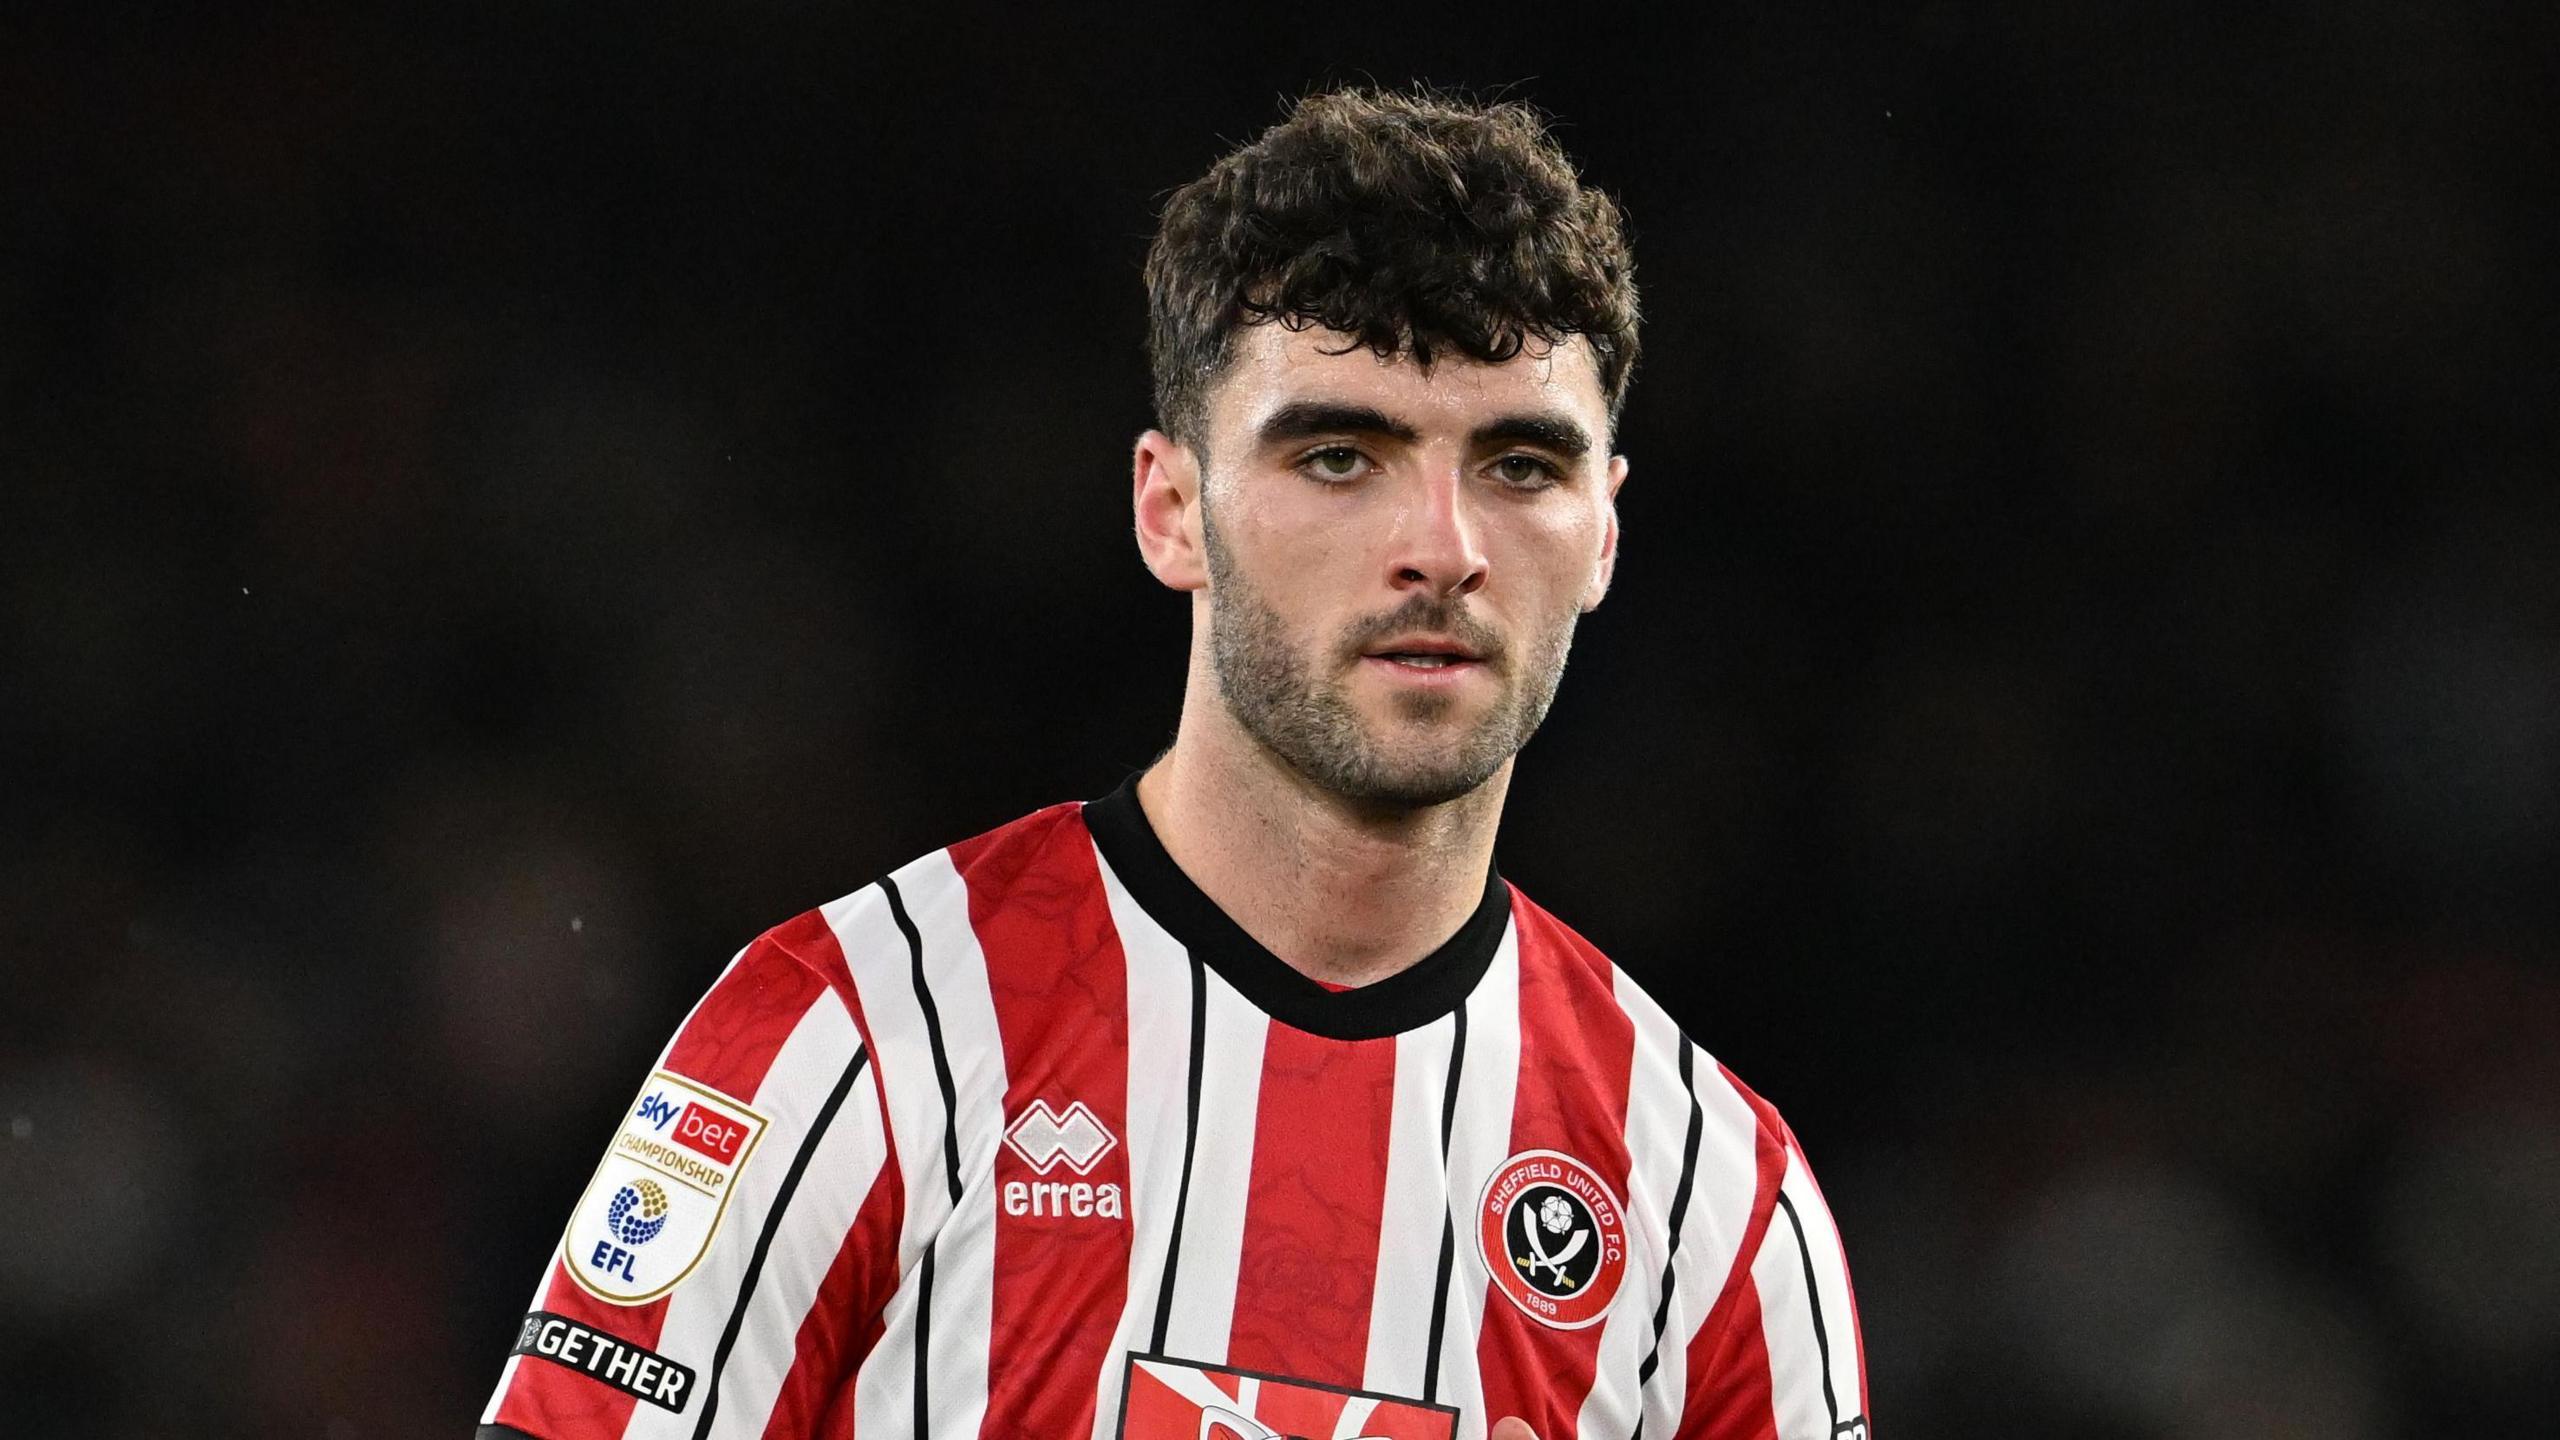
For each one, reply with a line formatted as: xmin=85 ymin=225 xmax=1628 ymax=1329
xmin=1205 ymin=322 xmax=1611 ymax=443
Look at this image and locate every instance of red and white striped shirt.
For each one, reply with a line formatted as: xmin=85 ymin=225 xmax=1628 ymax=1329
xmin=482 ymin=781 xmax=1868 ymax=1440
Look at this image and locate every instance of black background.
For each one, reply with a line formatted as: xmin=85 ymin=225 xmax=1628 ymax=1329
xmin=5 ymin=2 xmax=2556 ymax=1435
xmin=1512 ymin=1186 xmax=1604 ymax=1298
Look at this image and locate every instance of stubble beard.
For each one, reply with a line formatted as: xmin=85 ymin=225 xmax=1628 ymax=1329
xmin=1202 ymin=502 xmax=1578 ymax=811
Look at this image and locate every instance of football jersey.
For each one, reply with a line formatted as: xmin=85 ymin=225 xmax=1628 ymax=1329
xmin=481 ymin=779 xmax=1869 ymax=1440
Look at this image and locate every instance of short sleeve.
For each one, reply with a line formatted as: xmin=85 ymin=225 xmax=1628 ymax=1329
xmin=1676 ymin=1123 xmax=1869 ymax=1440
xmin=480 ymin=926 xmax=905 ymax=1440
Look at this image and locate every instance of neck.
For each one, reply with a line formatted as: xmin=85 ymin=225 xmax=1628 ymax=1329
xmin=1136 ymin=696 xmax=1509 ymax=989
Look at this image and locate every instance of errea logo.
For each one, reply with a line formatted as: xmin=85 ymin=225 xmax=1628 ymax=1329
xmin=1001 ymin=1099 xmax=1123 ymax=1222
xmin=1004 ymin=1099 xmax=1115 ymax=1175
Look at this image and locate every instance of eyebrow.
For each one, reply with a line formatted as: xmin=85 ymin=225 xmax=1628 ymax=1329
xmin=1253 ymin=402 xmax=1595 ymax=460
xmin=1472 ymin=413 xmax=1594 ymax=461
xmin=1254 ymin=402 xmax=1420 ymax=448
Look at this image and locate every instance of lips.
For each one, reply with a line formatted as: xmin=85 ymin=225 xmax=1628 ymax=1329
xmin=1358 ymin=637 xmax=1491 ymax=686
xmin=1361 ymin=634 xmax=1485 ymax=667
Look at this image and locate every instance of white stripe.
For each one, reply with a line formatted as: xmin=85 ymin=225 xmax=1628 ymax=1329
xmin=1156 ymin=947 xmax=1270 ymax=1361
xmin=1143 ymin=1355 xmax=1243 ymax=1410
xmin=838 ymin=849 xmax=1009 ymax=1440
xmin=1573 ymin=968 xmax=1695 ymax=1440
xmin=1652 ymin=1053 xmax=1778 ymax=1435
xmin=1432 ymin=922 xmax=1521 ymax=1440
xmin=1782 ymin=1145 xmax=1864 ymax=1421
xmin=1090 ymin=842 xmax=1217 ymax=1440
xmin=1333 ymin=1395 xmax=1382 ymax=1439
xmin=627 ymin=993 xmax=873 ymax=1437
xmin=1085 ymin=842 xmax=1274 ymax=1384
xmin=1637 ymin=1183 xmax=1693 ymax=1440
xmin=821 ymin=882 xmax=944 ymax=1270
xmin=920 ymin=1162 xmax=1006 ymax=1438
xmin=851 ymin=1244 xmax=925 ymax=1436
xmin=1751 ymin=1145 xmax=1845 ymax=1440
xmin=1361 ymin=1010 xmax=1460 ymax=1395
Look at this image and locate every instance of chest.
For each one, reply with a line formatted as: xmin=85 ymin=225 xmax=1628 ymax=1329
xmin=929 ymin=1015 xmax=1658 ymax=1431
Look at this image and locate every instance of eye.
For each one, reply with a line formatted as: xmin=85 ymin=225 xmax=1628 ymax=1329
xmin=1299 ymin=446 xmax=1370 ymax=483
xmin=1490 ymin=453 xmax=1563 ymax=489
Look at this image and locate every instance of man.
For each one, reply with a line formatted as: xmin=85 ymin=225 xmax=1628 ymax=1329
xmin=481 ymin=88 xmax=1867 ymax=1440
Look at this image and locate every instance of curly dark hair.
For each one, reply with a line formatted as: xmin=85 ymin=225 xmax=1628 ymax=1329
xmin=1145 ymin=87 xmax=1641 ymax=449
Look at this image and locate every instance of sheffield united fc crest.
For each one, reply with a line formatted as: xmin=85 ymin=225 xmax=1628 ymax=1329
xmin=1476 ymin=1149 xmax=1628 ymax=1329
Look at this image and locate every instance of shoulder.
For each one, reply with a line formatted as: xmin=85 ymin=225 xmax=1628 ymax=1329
xmin=1499 ymin=883 xmax=1802 ymax=1308
xmin=741 ymin=798 xmax=1094 ymax=991
xmin=698 ymin=798 xmax=1103 ymax=1096
xmin=1503 ymin=883 xmax=1793 ymax=1160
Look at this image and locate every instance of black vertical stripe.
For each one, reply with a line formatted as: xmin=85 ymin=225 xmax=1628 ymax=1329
xmin=913 ymin=1241 xmax=939 ymax=1438
xmin=1421 ymin=1002 xmax=1469 ymax=1402
xmin=1775 ymin=1190 xmax=1840 ymax=1430
xmin=881 ymin=873 xmax=962 ymax=1436
xmin=1628 ymin=1035 xmax=1705 ymax=1439
xmin=882 ymin=875 xmax=964 ymax=1205
xmin=1148 ymin=951 xmax=1208 ymax=1354
xmin=688 ymin=1047 xmax=871 ymax=1440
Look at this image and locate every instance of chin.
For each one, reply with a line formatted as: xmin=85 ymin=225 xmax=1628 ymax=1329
xmin=1323 ymin=736 xmax=1513 ymax=810
xmin=1322 ymin=769 xmax=1492 ymax=811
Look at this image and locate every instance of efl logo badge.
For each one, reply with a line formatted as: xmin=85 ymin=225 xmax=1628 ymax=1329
xmin=1115 ymin=1354 xmax=1456 ymax=1440
xmin=561 ymin=1071 xmax=768 ymax=1304
xmin=1476 ymin=1148 xmax=1629 ymax=1330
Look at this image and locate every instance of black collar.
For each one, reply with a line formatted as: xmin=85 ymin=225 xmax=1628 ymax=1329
xmin=1080 ymin=774 xmax=1510 ymax=1041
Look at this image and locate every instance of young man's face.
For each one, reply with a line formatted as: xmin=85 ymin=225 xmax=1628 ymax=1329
xmin=1187 ymin=321 xmax=1626 ymax=809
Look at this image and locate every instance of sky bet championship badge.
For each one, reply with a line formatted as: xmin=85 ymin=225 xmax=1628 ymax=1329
xmin=562 ymin=1071 xmax=768 ymax=1305
xmin=1477 ymin=1149 xmax=1629 ymax=1330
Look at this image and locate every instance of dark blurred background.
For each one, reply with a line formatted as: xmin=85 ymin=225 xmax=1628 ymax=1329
xmin=5 ymin=2 xmax=2556 ymax=1435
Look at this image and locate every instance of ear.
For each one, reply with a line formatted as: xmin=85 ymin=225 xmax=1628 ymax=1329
xmin=1133 ymin=429 xmax=1208 ymax=592
xmin=1580 ymin=452 xmax=1628 ymax=611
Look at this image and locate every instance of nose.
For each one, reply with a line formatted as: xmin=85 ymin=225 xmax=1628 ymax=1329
xmin=1389 ymin=465 xmax=1488 ymax=599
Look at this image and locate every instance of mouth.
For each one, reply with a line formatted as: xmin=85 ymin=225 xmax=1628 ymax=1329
xmin=1363 ymin=634 xmax=1484 ymax=661
xmin=1358 ymin=634 xmax=1491 ymax=681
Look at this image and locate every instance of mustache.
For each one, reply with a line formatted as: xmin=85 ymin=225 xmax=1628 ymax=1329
xmin=1340 ymin=595 xmax=1507 ymax=668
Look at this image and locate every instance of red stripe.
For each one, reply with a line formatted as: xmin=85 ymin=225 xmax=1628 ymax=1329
xmin=1226 ymin=1021 xmax=1398 ymax=1380
xmin=1680 ymin=1272 xmax=1781 ymax=1440
xmin=760 ymin=1153 xmax=902 ymax=1440
xmin=665 ymin=936 xmax=827 ymax=1092
xmin=1679 ymin=1068 xmax=1789 ymax=1439
xmin=954 ymin=805 xmax=1136 ymax=1440
xmin=764 ymin=907 xmax=907 ymax=1284
xmin=1474 ymin=892 xmax=1637 ymax=1440
xmin=496 ymin=1262 xmax=674 ymax=1439
xmin=495 ymin=939 xmax=822 ymax=1438
xmin=757 ymin=913 xmax=909 ymax=1440
xmin=763 ymin=908 xmax=855 ymax=995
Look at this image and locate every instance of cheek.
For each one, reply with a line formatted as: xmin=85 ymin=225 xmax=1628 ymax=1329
xmin=1500 ymin=506 xmax=1606 ymax=605
xmin=1223 ymin=512 xmax=1345 ymax=626
xmin=1238 ymin=501 xmax=1368 ymax=592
